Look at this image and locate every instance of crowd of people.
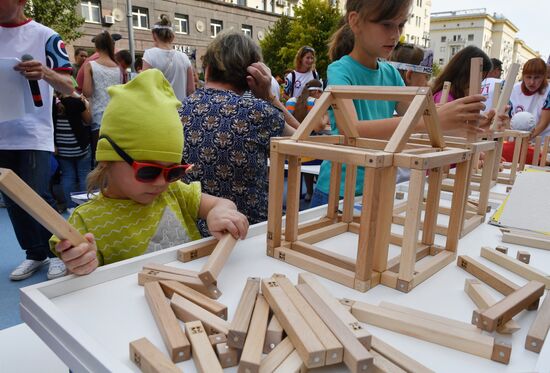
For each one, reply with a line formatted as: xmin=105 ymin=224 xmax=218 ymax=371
xmin=1 ymin=0 xmax=549 ymax=281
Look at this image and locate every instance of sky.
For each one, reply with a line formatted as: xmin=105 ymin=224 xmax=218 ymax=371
xmin=431 ymin=0 xmax=549 ymax=62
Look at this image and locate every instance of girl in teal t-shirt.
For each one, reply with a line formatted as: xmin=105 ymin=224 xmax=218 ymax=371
xmin=311 ymin=0 xmax=497 ymax=207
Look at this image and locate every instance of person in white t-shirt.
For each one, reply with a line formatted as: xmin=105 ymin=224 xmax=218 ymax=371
xmin=284 ymin=46 xmax=322 ymax=99
xmin=510 ymin=58 xmax=549 ymax=134
xmin=142 ymin=14 xmax=194 ymax=102
xmin=0 ymin=0 xmax=73 ymax=280
xmin=480 ymin=58 xmax=504 ymax=113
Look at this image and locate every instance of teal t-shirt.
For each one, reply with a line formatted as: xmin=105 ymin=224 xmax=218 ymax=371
xmin=315 ymin=55 xmax=404 ymax=195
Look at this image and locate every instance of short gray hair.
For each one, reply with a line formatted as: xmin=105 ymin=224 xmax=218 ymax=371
xmin=202 ymin=30 xmax=262 ymax=92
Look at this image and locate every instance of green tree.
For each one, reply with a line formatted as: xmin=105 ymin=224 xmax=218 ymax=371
xmin=283 ymin=0 xmax=342 ymax=79
xmin=25 ymin=0 xmax=84 ymax=42
xmin=432 ymin=61 xmax=441 ymax=78
xmin=260 ymin=15 xmax=293 ymax=79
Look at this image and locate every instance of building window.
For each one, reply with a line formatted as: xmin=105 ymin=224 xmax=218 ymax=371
xmin=132 ymin=7 xmax=149 ymax=29
xmin=440 ymin=46 xmax=446 ymax=52
xmin=468 ymin=34 xmax=474 ymax=41
xmin=211 ymin=19 xmax=223 ymax=38
xmin=242 ymin=24 xmax=253 ymax=38
xmin=439 ymin=58 xmax=444 ymax=65
xmin=441 ymin=36 xmax=446 ymax=42
xmin=174 ymin=13 xmax=189 ymax=34
xmin=237 ymin=0 xmax=247 ymax=5
xmin=451 ymin=46 xmax=461 ymax=56
xmin=81 ymin=0 xmax=101 ymax=23
xmin=416 ymin=0 xmax=422 ymax=6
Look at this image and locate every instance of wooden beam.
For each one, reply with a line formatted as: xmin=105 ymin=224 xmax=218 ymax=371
xmin=177 ymin=239 xmax=217 ymax=263
xmin=439 ymin=81 xmax=451 ymax=104
xmin=490 ymin=63 xmax=520 ymax=130
xmin=371 ymin=349 xmax=407 ymax=373
xmin=273 ymin=350 xmax=306 ymax=373
xmin=327 ymin=161 xmax=343 ymax=220
xmin=371 ymin=336 xmax=434 ymax=373
xmin=143 ymin=263 xmax=198 ymax=278
xmin=501 ymin=228 xmax=550 ymax=251
xmin=296 ymin=221 xmax=348 ymax=245
xmin=263 ymin=315 xmax=284 ymax=354
xmin=456 ymin=255 xmax=519 ymax=295
xmin=209 ymin=333 xmax=227 ymax=346
xmin=170 ymin=293 xmax=230 ymax=335
xmin=228 ymin=277 xmax=260 ymax=349
xmin=185 ymin=321 xmax=224 ymax=373
xmin=526 ymin=294 xmax=550 ymax=353
xmin=144 ymin=282 xmax=190 ymax=362
xmin=267 ymin=142 xmax=285 ymax=256
xmin=284 ymin=156 xmax=302 ymax=243
xmin=291 ymin=91 xmax=333 ymax=141
xmin=259 ymin=337 xmax=294 ymax=373
xmin=198 ymin=233 xmax=238 ymax=285
xmin=291 ymin=239 xmax=355 ymax=272
xmin=261 ymin=277 xmax=326 ymax=368
xmin=129 ymin=337 xmax=181 ymax=373
xmin=239 ymin=294 xmax=270 ymax=373
xmin=384 ymin=95 xmax=427 ymax=153
xmin=137 ymin=270 xmax=221 ymax=299
xmin=215 ymin=343 xmax=240 ymax=368
xmin=159 ymin=280 xmax=227 ymax=320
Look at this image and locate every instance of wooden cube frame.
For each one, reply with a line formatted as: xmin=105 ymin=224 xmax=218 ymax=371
xmin=266 ymin=86 xmax=472 ymax=293
xmin=484 ymin=130 xmax=530 ymax=185
xmin=532 ymin=136 xmax=550 ymax=167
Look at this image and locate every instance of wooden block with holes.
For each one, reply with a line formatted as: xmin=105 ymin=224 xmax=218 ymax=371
xmin=516 ymin=250 xmax=531 ymax=264
xmin=177 ymin=238 xmax=217 ymax=262
xmin=209 ymin=333 xmax=227 ymax=346
xmin=371 ymin=336 xmax=434 ymax=373
xmin=260 ymin=337 xmax=294 ymax=373
xmin=129 ymin=337 xmax=181 ymax=373
xmin=525 ymin=294 xmax=550 ymax=353
xmin=198 ymin=233 xmax=238 ymax=285
xmin=159 ymin=280 xmax=227 ymax=320
xmin=263 ymin=315 xmax=284 ymax=354
xmin=228 ymin=277 xmax=260 ymax=349
xmin=495 ymin=246 xmax=509 ymax=255
xmin=138 ymin=269 xmax=221 ymax=299
xmin=143 ymin=281 xmax=190 ymax=362
xmin=239 ymin=294 xmax=270 ymax=373
xmin=170 ymin=293 xmax=230 ymax=335
xmin=185 ymin=320 xmax=223 ymax=373
xmin=216 ymin=343 xmax=240 ymax=368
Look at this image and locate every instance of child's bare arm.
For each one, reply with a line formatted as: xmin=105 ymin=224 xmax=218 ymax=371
xmin=56 ymin=233 xmax=99 ymax=275
xmin=199 ymin=194 xmax=249 ymax=240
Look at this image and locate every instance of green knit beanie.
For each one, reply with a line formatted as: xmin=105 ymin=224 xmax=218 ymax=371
xmin=96 ymin=69 xmax=183 ymax=164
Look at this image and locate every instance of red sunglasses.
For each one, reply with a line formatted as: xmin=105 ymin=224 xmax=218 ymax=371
xmin=100 ymin=135 xmax=192 ymax=183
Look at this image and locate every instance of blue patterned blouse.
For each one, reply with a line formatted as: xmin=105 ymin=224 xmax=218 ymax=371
xmin=180 ymin=88 xmax=285 ymax=228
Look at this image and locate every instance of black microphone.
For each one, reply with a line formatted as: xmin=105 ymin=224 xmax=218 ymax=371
xmin=21 ymin=54 xmax=43 ymax=107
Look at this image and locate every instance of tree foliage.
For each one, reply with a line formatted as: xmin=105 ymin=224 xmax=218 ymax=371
xmin=261 ymin=0 xmax=341 ymax=79
xmin=25 ymin=0 xmax=84 ymax=42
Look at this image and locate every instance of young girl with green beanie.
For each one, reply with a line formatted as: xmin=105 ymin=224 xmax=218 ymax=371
xmin=50 ymin=69 xmax=249 ymax=275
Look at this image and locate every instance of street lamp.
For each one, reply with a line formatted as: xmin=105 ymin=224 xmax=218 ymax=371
xmin=126 ymin=0 xmax=136 ymax=73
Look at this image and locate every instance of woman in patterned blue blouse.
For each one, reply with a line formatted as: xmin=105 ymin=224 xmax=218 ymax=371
xmin=180 ymin=30 xmax=297 ymax=233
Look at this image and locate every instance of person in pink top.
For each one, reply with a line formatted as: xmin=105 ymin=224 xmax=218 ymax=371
xmin=75 ymin=33 xmax=123 ymax=91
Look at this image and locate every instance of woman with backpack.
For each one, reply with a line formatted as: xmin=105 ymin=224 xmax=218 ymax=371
xmin=284 ymin=46 xmax=322 ymax=99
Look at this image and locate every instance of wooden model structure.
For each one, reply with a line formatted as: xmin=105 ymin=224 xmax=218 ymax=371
xmin=267 ymin=86 xmax=472 ymax=293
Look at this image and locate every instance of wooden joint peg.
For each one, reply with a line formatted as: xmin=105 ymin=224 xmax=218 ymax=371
xmin=129 ymin=337 xmax=181 ymax=373
xmin=159 ymin=280 xmax=228 ymax=320
xmin=228 ymin=277 xmax=260 ymax=349
xmin=395 ymin=191 xmax=405 ymax=200
xmin=185 ymin=321 xmax=223 ymax=373
xmin=198 ymin=233 xmax=238 ymax=285
xmin=525 ymin=294 xmax=550 ymax=353
xmin=209 ymin=333 xmax=227 ymax=346
xmin=144 ymin=281 xmax=190 ymax=362
xmin=491 ymin=342 xmax=512 ymax=364
xmin=239 ymin=294 xmax=270 ymax=373
xmin=396 ymin=279 xmax=412 ymax=293
xmin=516 ymin=250 xmax=531 ymax=264
xmin=216 ymin=343 xmax=240 ymax=368
xmin=495 ymin=246 xmax=509 ymax=255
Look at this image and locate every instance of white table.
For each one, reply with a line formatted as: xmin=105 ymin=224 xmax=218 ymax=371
xmin=19 ymin=198 xmax=550 ymax=373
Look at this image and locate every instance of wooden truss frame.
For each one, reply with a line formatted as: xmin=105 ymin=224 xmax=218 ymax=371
xmin=267 ymin=86 xmax=472 ymax=293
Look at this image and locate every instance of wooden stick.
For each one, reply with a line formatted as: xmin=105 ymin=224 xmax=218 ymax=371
xmin=198 ymin=233 xmax=238 ymax=285
xmin=463 ymin=279 xmax=520 ymax=334
xmin=371 ymin=349 xmax=407 ymax=373
xmin=480 ymin=247 xmax=550 ymax=289
xmin=215 ymin=343 xmax=240 ymax=368
xmin=159 ymin=280 xmax=227 ymax=320
xmin=526 ymin=294 xmax=550 ymax=353
xmin=501 ymin=228 xmax=550 ymax=251
xmin=177 ymin=239 xmax=216 ymax=262
xmin=439 ymin=81 xmax=451 ymax=105
xmin=170 ymin=293 xmax=230 ymax=335
xmin=266 ymin=142 xmax=285 ymax=256
xmin=350 ymin=300 xmax=511 ymax=364
xmin=284 ymin=156 xmax=302 ymax=242
xmin=490 ymin=63 xmax=520 ymax=130
xmin=144 ymin=282 xmax=190 ymax=362
xmin=274 ymin=274 xmax=343 ymax=365
xmin=541 ymin=136 xmax=550 ymax=166
xmin=239 ymin=294 xmax=270 ymax=373
xmin=129 ymin=337 xmax=181 ymax=373
xmin=371 ymin=336 xmax=434 ymax=373
xmin=138 ymin=270 xmax=221 ymax=299
xmin=273 ymin=349 xmax=306 ymax=373
xmin=185 ymin=321 xmax=223 ymax=373
xmin=533 ymin=136 xmax=542 ymax=166
xmin=263 ymin=315 xmax=284 ymax=354
xmin=296 ymin=283 xmax=373 ymax=373
xmin=384 ymin=95 xmax=427 ymax=153
xmin=456 ymin=255 xmax=519 ymax=295
xmin=0 ymin=168 xmax=86 ymax=245
xmin=492 ymin=82 xmax=502 ymax=109
xmin=259 ymin=337 xmax=294 ymax=373
xmin=209 ymin=333 xmax=227 ymax=346
xmin=327 ymin=161 xmax=343 ymax=220
xmin=261 ymin=277 xmax=326 ymax=368
xmin=143 ymin=263 xmax=198 ymax=278
xmin=228 ymin=277 xmax=260 ymax=349
xmin=476 ymin=281 xmax=544 ymax=332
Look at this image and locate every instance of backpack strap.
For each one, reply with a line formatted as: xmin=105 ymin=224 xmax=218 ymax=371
xmin=290 ymin=70 xmax=296 ymax=97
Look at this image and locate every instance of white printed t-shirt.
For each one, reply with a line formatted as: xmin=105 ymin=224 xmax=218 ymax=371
xmin=143 ymin=48 xmax=192 ymax=102
xmin=510 ymin=82 xmax=550 ymax=126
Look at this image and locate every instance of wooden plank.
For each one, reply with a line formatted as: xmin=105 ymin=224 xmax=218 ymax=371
xmin=177 ymin=239 xmax=217 ymax=263
xmin=296 ymin=283 xmax=373 ymax=373
xmin=533 ymin=136 xmax=542 ymax=166
xmin=501 ymin=228 xmax=550 ymax=251
xmin=215 ymin=343 xmax=240 ymax=368
xmin=422 ymin=167 xmax=443 ymax=245
xmin=480 ymin=247 xmax=550 ymax=289
xmin=490 ymin=63 xmax=520 ymax=130
xmin=456 ymin=255 xmax=519 ymax=295
xmin=476 ymin=281 xmax=544 ymax=332
xmin=291 ymin=240 xmax=356 ymax=272
xmin=273 ymin=350 xmax=306 ymax=373
xmin=261 ymin=277 xmax=326 ymax=368
xmin=541 ymin=137 xmax=550 ymax=167
xmin=228 ymin=277 xmax=260 ymax=349
xmin=526 ymin=294 xmax=550 ymax=353
xmin=297 ymin=222 xmax=348 ymax=245
xmin=129 ymin=337 xmax=181 ymax=373
xmin=144 ymin=282 xmax=191 ymax=362
xmin=298 ymin=272 xmax=372 ymax=348
xmin=284 ymin=156 xmax=302 ymax=242
xmin=464 ymin=279 xmax=520 ymax=334
xmin=143 ymin=263 xmax=199 ymax=278
xmin=332 ymin=96 xmax=361 ymax=139
xmin=422 ymin=89 xmax=446 ymax=148
xmin=439 ymin=81 xmax=451 ymax=104
xmin=371 ymin=349 xmax=407 ymax=373
xmin=239 ymin=294 xmax=270 ymax=373
xmin=0 ymin=168 xmax=87 ymax=245
xmin=446 ymin=160 xmax=470 ymax=252
xmin=159 ymin=280 xmax=227 ymax=320
xmin=185 ymin=321 xmax=223 ymax=373
xmin=138 ymin=270 xmax=221 ymax=299
xmin=267 ymin=142 xmax=285 ymax=256
xmin=492 ymin=82 xmax=502 ymax=109
xmin=274 ymin=274 xmax=344 ymax=365
xmin=384 ymin=95 xmax=427 ymax=153
xmin=170 ymin=293 xmax=230 ymax=335
xmin=198 ymin=233 xmax=238 ymax=285
xmin=291 ymin=91 xmax=333 ymax=141
xmin=263 ymin=315 xmax=284 ymax=354
xmin=350 ymin=300 xmax=511 ymax=364
xmin=371 ymin=336 xmax=434 ymax=373
xmin=342 ymin=164 xmax=358 ymax=223
xmin=327 ymin=161 xmax=343 ymax=220
xmin=259 ymin=337 xmax=294 ymax=373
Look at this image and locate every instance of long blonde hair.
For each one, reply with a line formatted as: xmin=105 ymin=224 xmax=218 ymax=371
xmin=86 ymin=162 xmax=110 ymax=196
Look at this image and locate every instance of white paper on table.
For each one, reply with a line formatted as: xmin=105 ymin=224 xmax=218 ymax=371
xmin=0 ymin=58 xmax=34 ymax=122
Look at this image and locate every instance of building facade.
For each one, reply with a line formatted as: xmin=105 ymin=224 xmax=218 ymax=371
xmin=74 ymin=0 xmax=298 ymax=70
xmin=430 ymin=9 xmax=540 ymax=76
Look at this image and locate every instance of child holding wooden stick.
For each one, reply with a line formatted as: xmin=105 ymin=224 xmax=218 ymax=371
xmin=50 ymin=70 xmax=249 ymax=275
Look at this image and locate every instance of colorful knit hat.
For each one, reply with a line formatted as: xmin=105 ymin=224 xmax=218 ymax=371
xmin=96 ymin=69 xmax=183 ymax=163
